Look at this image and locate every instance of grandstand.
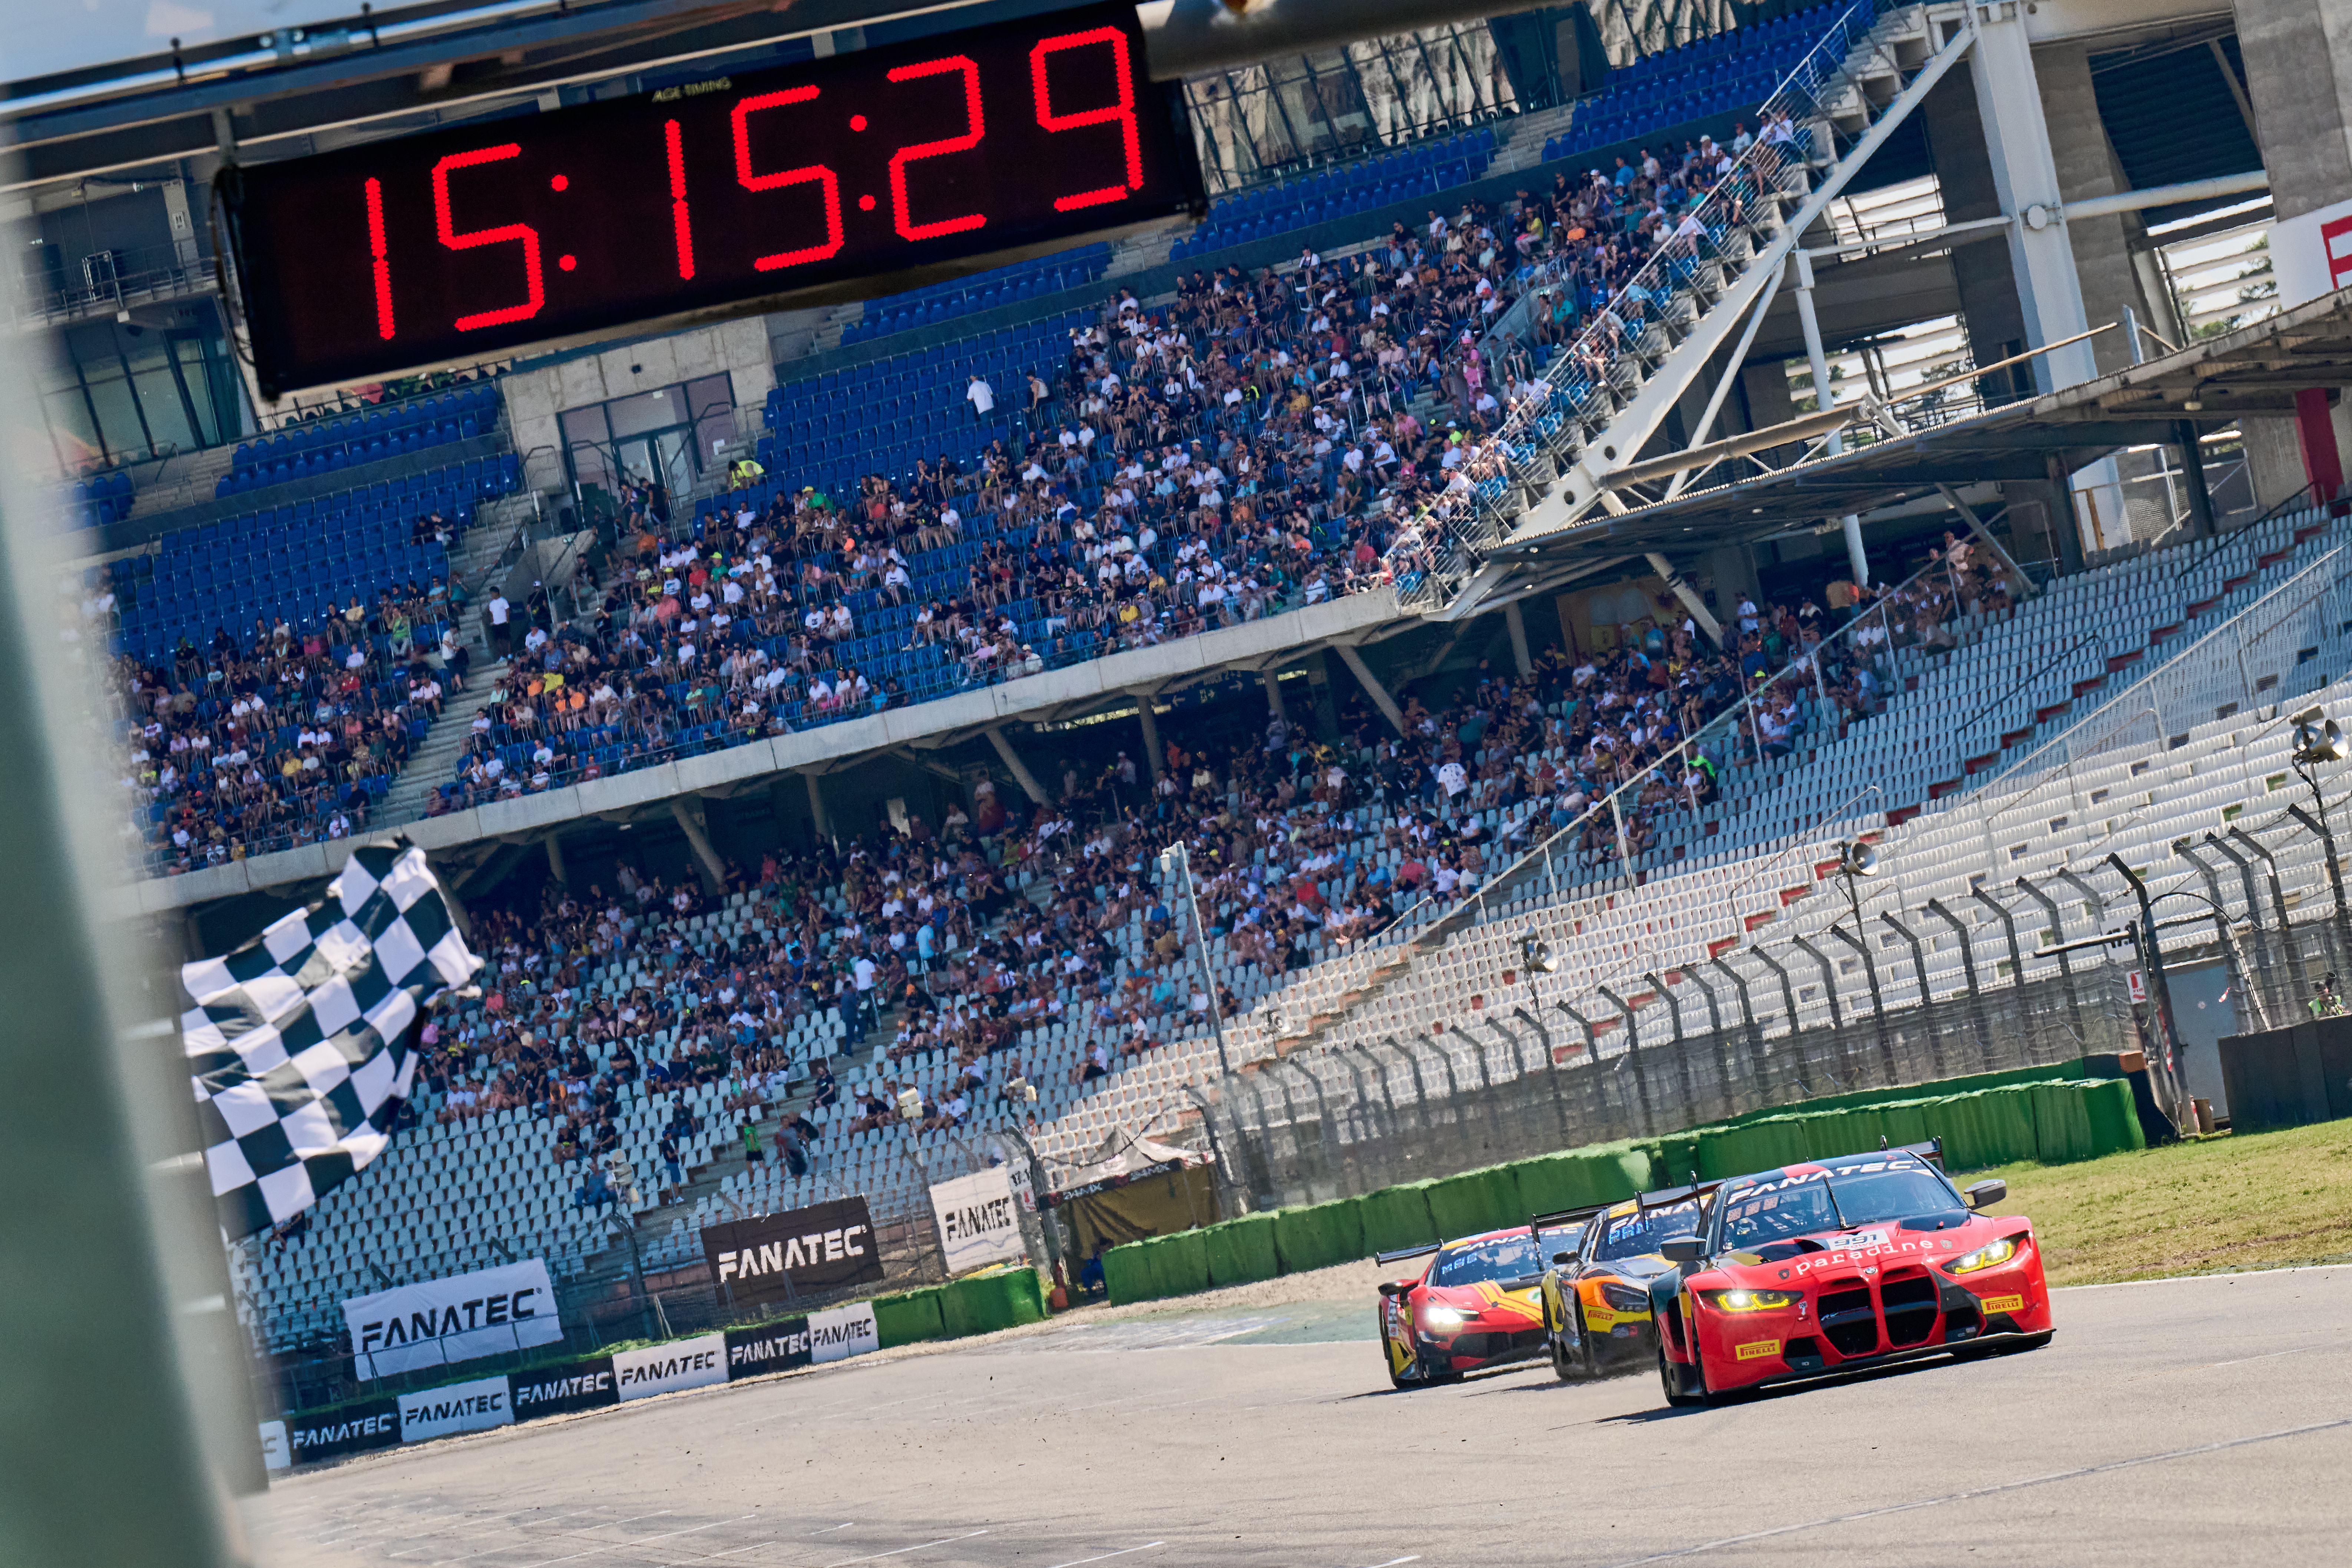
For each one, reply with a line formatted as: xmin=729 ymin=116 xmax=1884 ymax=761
xmin=22 ymin=0 xmax=2342 ymax=1376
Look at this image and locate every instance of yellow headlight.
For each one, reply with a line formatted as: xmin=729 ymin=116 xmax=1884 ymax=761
xmin=1707 ymin=1289 xmax=1799 ymax=1312
xmin=1946 ymin=1237 xmax=2018 ymax=1275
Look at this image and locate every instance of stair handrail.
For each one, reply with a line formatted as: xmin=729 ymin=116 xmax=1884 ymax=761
xmin=1380 ymin=0 xmax=1906 ymax=609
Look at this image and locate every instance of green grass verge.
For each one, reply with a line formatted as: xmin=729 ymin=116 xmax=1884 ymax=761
xmin=1987 ymin=1118 xmax=2352 ymax=1286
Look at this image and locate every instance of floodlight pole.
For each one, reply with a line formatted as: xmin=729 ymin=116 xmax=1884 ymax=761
xmin=1161 ymin=841 xmax=1232 ymax=1076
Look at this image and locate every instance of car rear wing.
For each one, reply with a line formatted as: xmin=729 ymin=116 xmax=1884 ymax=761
xmin=1901 ymin=1136 xmax=1946 ymax=1171
xmin=1372 ymin=1242 xmax=1441 ymax=1268
xmin=1637 ymin=1179 xmax=1724 ymax=1211
xmin=1529 ymin=1204 xmax=1607 ymax=1234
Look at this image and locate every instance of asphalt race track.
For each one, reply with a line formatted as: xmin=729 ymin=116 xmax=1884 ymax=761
xmin=248 ymin=1266 xmax=2352 ymax=1567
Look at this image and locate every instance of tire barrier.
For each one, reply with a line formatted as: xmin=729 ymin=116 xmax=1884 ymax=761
xmin=263 ymin=1267 xmax=1047 ymax=1468
xmin=1103 ymin=1062 xmax=2148 ymax=1305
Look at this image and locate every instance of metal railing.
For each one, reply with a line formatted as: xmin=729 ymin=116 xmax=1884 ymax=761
xmin=8 ymin=240 xmax=214 ymax=331
xmin=1381 ymin=0 xmax=1900 ymax=609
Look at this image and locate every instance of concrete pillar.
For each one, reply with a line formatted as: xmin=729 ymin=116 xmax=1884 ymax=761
xmin=545 ymin=834 xmax=568 ymax=886
xmin=1643 ymin=552 xmax=1724 ymax=646
xmin=1259 ymin=668 xmax=1288 ymax=725
xmin=1136 ymin=698 xmax=1164 ymax=785
xmin=1305 ymin=654 xmax=1340 ymax=739
xmin=804 ymin=771 xmax=831 ymax=839
xmin=985 ymin=727 xmax=1051 ymax=805
xmin=1920 ymin=69 xmax=2034 ymax=398
xmin=669 ymin=794 xmax=728 ymax=896
xmin=1791 ymin=253 xmax=1869 ymax=586
xmin=1966 ymin=9 xmax=2124 ymax=552
xmin=161 ymin=178 xmax=201 ymax=267
xmin=1334 ymin=644 xmax=1406 ymax=735
xmin=1503 ymin=601 xmax=1533 ymax=677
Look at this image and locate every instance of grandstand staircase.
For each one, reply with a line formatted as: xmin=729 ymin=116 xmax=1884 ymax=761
xmin=1486 ymin=101 xmax=1583 ymax=176
xmin=1407 ymin=2 xmax=1970 ymax=619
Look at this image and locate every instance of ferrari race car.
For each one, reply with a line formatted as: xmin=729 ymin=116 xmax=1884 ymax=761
xmin=1536 ymin=1192 xmax=1707 ymax=1380
xmin=1651 ymin=1141 xmax=2052 ymax=1407
xmin=1378 ymin=1224 xmax=1579 ymax=1388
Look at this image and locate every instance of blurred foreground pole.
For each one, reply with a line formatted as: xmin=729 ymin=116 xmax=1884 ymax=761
xmin=0 ymin=266 xmax=242 ymax=1560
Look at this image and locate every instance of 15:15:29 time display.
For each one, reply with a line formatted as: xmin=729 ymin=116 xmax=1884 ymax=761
xmin=227 ymin=1 xmax=1203 ymax=397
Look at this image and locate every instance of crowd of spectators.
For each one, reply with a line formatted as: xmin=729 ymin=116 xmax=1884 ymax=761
xmin=92 ymin=563 xmax=473 ymax=873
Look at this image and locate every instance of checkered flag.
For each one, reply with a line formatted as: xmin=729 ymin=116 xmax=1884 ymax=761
xmin=182 ymin=844 xmax=480 ymax=1238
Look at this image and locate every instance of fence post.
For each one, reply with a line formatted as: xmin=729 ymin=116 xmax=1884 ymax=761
xmin=1592 ymin=985 xmax=1655 ymax=1135
xmin=1787 ymin=934 xmax=1852 ymax=1089
xmin=1513 ymin=1005 xmax=1575 ymax=1146
xmin=1684 ymin=963 xmax=1741 ymax=1121
xmin=1552 ymin=1002 xmax=1614 ymax=1134
xmin=2013 ymin=875 xmax=2089 ymax=1052
xmin=1879 ymin=910 xmax=1945 ymax=1078
xmin=2107 ymin=854 xmax=2191 ymax=1119
xmin=1825 ymin=924 xmax=1895 ymax=1082
xmin=1746 ymin=946 xmax=1814 ymax=1097
xmin=2178 ymin=841 xmax=2265 ymax=1029
xmin=2225 ymin=825 xmax=2310 ymax=999
xmin=1968 ymin=884 xmax=2030 ymax=1058
xmin=1923 ymin=898 xmax=1995 ymax=1071
xmin=1642 ymin=970 xmax=1701 ymax=1125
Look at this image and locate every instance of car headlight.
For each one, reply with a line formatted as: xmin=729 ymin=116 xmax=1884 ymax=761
xmin=1704 ymin=1289 xmax=1800 ymax=1313
xmin=1598 ymin=1283 xmax=1651 ymax=1312
xmin=1422 ymin=1306 xmax=1471 ymax=1329
xmin=1944 ymin=1237 xmax=2018 ymax=1275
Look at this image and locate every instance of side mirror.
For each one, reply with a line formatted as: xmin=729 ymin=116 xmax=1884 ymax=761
xmin=1965 ymin=1179 xmax=2007 ymax=1211
xmin=1660 ymin=1237 xmax=1705 ymax=1264
xmin=1377 ymin=1280 xmax=1407 ymax=1296
xmin=1551 ymin=1251 xmax=1575 ymax=1266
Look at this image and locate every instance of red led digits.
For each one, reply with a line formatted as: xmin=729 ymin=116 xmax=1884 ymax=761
xmin=1029 ymin=27 xmax=1144 ymax=212
xmin=664 ymin=119 xmax=696 ymax=280
xmin=884 ymin=55 xmax=986 ymax=242
xmin=430 ymin=143 xmax=546 ymax=331
xmin=732 ymin=87 xmax=846 ymax=272
xmin=363 ymin=177 xmax=395 ymax=341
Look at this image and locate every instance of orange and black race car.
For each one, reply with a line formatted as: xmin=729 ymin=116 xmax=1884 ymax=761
xmin=1535 ymin=1192 xmax=1710 ymax=1380
xmin=1376 ymin=1220 xmax=1585 ymax=1389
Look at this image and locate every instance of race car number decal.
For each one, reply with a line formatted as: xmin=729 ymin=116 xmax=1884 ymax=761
xmin=1736 ymin=1339 xmax=1781 ymax=1361
xmin=1978 ymin=1294 xmax=2025 ymax=1314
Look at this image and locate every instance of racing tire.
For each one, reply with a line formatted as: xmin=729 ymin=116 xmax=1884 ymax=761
xmin=1658 ymin=1342 xmax=1704 ymax=1409
xmin=1550 ymin=1331 xmax=1578 ymax=1382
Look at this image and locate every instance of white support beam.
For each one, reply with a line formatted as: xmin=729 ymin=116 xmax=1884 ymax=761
xmin=985 ymin=727 xmax=1051 ymax=807
xmin=1504 ymin=602 xmax=1533 ymax=677
xmin=1334 ymin=644 xmax=1406 ymax=735
xmin=1792 ymin=250 xmax=1870 ymax=588
xmin=668 ymin=795 xmax=727 ymax=896
xmin=1644 ymin=553 xmax=1725 ymax=646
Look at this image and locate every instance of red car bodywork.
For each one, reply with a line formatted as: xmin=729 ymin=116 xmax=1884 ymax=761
xmin=1378 ymin=1227 xmax=1554 ymax=1387
xmin=1654 ymin=1149 xmax=2052 ymax=1402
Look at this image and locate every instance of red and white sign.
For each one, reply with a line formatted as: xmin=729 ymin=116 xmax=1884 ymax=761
xmin=2126 ymin=970 xmax=2148 ymax=1004
xmin=2273 ymin=196 xmax=2352 ymax=309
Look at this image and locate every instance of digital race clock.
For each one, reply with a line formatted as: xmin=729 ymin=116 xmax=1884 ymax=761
xmin=225 ymin=2 xmax=1204 ymax=397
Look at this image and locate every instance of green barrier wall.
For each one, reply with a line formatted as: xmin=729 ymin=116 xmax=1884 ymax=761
xmin=2080 ymin=1076 xmax=2146 ymax=1158
xmin=874 ymin=1288 xmax=945 ymax=1347
xmin=1204 ymin=1212 xmax=1281 ymax=1286
xmin=1151 ymin=1229 xmax=1212 ymax=1298
xmin=947 ymin=1267 xmax=1049 ymax=1334
xmin=1274 ymin=1197 xmax=1366 ymax=1273
xmin=1426 ymin=1166 xmax=1521 ymax=1239
xmin=1360 ymin=1182 xmax=1438 ymax=1254
xmin=1102 ymin=1241 xmax=1160 ymax=1306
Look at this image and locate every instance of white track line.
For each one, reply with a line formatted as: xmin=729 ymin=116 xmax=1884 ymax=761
xmin=1048 ymin=1543 xmax=1165 ymax=1568
xmin=823 ymin=1529 xmax=990 ymax=1566
xmin=2057 ymin=1261 xmax=2351 ymax=1291
xmin=513 ymin=1515 xmax=758 ymax=1568
xmin=1603 ymin=1417 xmax=2352 ymax=1565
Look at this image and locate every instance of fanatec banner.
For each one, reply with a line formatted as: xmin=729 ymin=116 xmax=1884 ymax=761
xmin=703 ymin=1196 xmax=884 ymax=1307
xmin=929 ymin=1168 xmax=1028 ymax=1273
xmin=343 ymin=1258 xmax=563 ymax=1379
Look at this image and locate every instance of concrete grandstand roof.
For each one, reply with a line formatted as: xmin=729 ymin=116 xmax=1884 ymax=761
xmin=106 ymin=585 xmax=1415 ymax=917
xmin=1492 ymin=286 xmax=2352 ymax=573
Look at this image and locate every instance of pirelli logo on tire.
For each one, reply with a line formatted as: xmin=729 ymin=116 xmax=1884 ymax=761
xmin=1979 ymin=1294 xmax=2026 ymax=1314
xmin=1736 ymin=1339 xmax=1781 ymax=1361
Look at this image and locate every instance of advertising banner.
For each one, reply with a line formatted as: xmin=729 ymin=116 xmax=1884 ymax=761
xmin=703 ymin=1196 xmax=884 ymax=1308
xmin=509 ymin=1356 xmax=620 ymax=1421
xmin=397 ymin=1375 xmax=514 ymax=1443
xmin=612 ymin=1333 xmax=727 ymax=1401
xmin=808 ymin=1301 xmax=881 ymax=1364
xmin=929 ymin=1168 xmax=1027 ymax=1273
xmin=284 ymin=1396 xmax=401 ymax=1465
xmin=723 ymin=1319 xmax=813 ymax=1379
xmin=2273 ymin=195 xmax=2352 ymax=311
xmin=343 ymin=1258 xmax=562 ymax=1379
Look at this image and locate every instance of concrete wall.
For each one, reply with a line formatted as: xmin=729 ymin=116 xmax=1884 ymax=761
xmin=2233 ymin=0 xmax=2352 ymax=225
xmin=501 ymin=318 xmax=777 ymax=494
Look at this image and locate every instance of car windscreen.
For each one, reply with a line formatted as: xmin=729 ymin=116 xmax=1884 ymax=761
xmin=1431 ymin=1234 xmax=1542 ymax=1286
xmin=1591 ymin=1198 xmax=1704 ymax=1262
xmin=1717 ymin=1161 xmax=1961 ymax=1249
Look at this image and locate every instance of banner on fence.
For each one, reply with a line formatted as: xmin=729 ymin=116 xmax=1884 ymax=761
xmin=724 ymin=1318 xmax=813 ymax=1378
xmin=281 ymin=1396 xmax=400 ymax=1466
xmin=703 ymin=1195 xmax=884 ymax=1307
xmin=342 ymin=1258 xmax=562 ymax=1379
xmin=929 ymin=1168 xmax=1027 ymax=1272
xmin=398 ymin=1374 xmax=514 ymax=1443
xmin=613 ymin=1333 xmax=727 ymax=1401
xmin=507 ymin=1355 xmax=619 ymax=1421
xmin=809 ymin=1301 xmax=881 ymax=1363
